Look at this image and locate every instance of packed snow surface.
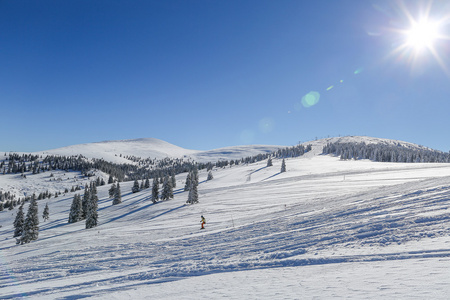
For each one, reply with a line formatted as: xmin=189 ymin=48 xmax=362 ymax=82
xmin=1 ymin=137 xmax=450 ymax=299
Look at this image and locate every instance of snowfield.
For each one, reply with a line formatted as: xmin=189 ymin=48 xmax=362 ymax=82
xmin=32 ymin=137 xmax=283 ymax=164
xmin=1 ymin=138 xmax=450 ymax=299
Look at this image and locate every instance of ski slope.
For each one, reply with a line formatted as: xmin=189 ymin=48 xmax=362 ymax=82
xmin=2 ymin=140 xmax=450 ymax=299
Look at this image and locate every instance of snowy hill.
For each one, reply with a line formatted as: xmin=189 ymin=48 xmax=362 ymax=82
xmin=29 ymin=138 xmax=283 ymax=164
xmin=2 ymin=136 xmax=450 ymax=298
xmin=0 ymin=138 xmax=284 ymax=199
xmin=39 ymin=138 xmax=198 ymax=163
xmin=302 ymin=135 xmax=434 ymax=154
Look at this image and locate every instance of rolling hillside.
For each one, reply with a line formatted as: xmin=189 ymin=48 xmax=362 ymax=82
xmin=1 ymin=136 xmax=450 ymax=299
xmin=30 ymin=138 xmax=283 ymax=164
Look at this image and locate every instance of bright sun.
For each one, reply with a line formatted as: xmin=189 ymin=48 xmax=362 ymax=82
xmin=386 ymin=1 xmax=449 ymax=75
xmin=405 ymin=20 xmax=439 ymax=50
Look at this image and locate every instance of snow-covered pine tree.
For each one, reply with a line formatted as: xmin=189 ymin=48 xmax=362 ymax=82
xmin=207 ymin=171 xmax=213 ymax=181
xmin=108 ymin=175 xmax=114 ymax=184
xmin=19 ymin=198 xmax=39 ymax=244
xmin=113 ymin=182 xmax=122 ymax=205
xmin=151 ymin=177 xmax=159 ymax=203
xmin=42 ymin=203 xmax=49 ymax=221
xmin=86 ymin=192 xmax=98 ymax=229
xmin=13 ymin=203 xmax=24 ymax=237
xmin=132 ymin=179 xmax=140 ymax=193
xmin=68 ymin=194 xmax=82 ymax=223
xmin=171 ymin=172 xmax=176 ymax=188
xmin=140 ymin=180 xmax=144 ymax=190
xmin=267 ymin=157 xmax=273 ymax=167
xmin=82 ymin=184 xmax=90 ymax=219
xmin=161 ymin=175 xmax=173 ymax=201
xmin=192 ymin=166 xmax=199 ymax=185
xmin=144 ymin=178 xmax=150 ymax=189
xmin=186 ymin=179 xmax=199 ymax=204
xmin=184 ymin=172 xmax=191 ymax=191
xmin=90 ymin=181 xmax=97 ymax=195
xmin=108 ymin=183 xmax=116 ymax=198
xmin=281 ymin=159 xmax=286 ymax=173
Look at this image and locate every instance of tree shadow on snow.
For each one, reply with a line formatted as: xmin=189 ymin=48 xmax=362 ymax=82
xmin=149 ymin=204 xmax=185 ymax=220
xmin=262 ymin=172 xmax=281 ymax=181
xmin=250 ymin=166 xmax=268 ymax=175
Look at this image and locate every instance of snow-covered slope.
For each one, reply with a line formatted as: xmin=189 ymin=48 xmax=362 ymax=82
xmin=1 ymin=135 xmax=436 ymax=164
xmin=0 ymin=138 xmax=283 ymax=199
xmin=28 ymin=138 xmax=283 ymax=164
xmin=2 ymin=140 xmax=450 ymax=299
xmin=302 ymin=135 xmax=435 ymax=154
xmin=190 ymin=144 xmax=283 ymax=162
xmin=38 ymin=138 xmax=199 ymax=163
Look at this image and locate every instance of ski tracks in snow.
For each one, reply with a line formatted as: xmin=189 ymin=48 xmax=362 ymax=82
xmin=3 ymin=177 xmax=450 ymax=298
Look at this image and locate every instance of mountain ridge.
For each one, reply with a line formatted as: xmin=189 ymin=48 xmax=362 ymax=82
xmin=1 ymin=136 xmax=444 ymax=167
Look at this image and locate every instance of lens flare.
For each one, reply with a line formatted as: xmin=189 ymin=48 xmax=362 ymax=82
xmin=301 ymin=91 xmax=320 ymax=108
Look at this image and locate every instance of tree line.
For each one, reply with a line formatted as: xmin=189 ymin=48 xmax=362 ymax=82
xmin=322 ymin=141 xmax=450 ymax=163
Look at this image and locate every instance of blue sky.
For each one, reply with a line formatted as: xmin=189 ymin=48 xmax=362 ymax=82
xmin=1 ymin=0 xmax=450 ymax=152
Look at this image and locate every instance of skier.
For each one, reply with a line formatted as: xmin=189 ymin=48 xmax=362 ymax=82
xmin=200 ymin=215 xmax=206 ymax=229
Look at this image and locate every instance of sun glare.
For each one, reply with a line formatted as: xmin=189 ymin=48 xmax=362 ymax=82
xmin=385 ymin=1 xmax=449 ymax=75
xmin=406 ymin=20 xmax=439 ymax=50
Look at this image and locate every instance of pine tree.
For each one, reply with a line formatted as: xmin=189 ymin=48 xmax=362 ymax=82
xmin=90 ymin=181 xmax=97 ymax=195
xmin=267 ymin=157 xmax=273 ymax=167
xmin=108 ymin=175 xmax=114 ymax=184
xmin=68 ymin=194 xmax=82 ymax=223
xmin=82 ymin=184 xmax=90 ymax=219
xmin=151 ymin=177 xmax=159 ymax=203
xmin=281 ymin=159 xmax=286 ymax=173
xmin=108 ymin=183 xmax=116 ymax=198
xmin=86 ymin=193 xmax=98 ymax=229
xmin=20 ymin=198 xmax=39 ymax=244
xmin=42 ymin=203 xmax=49 ymax=221
xmin=132 ymin=179 xmax=140 ymax=193
xmin=161 ymin=175 xmax=173 ymax=201
xmin=140 ymin=180 xmax=144 ymax=190
xmin=184 ymin=172 xmax=191 ymax=191
xmin=144 ymin=178 xmax=150 ymax=189
xmin=113 ymin=182 xmax=122 ymax=205
xmin=171 ymin=173 xmax=176 ymax=188
xmin=192 ymin=167 xmax=199 ymax=185
xmin=13 ymin=204 xmax=24 ymax=237
xmin=186 ymin=180 xmax=199 ymax=204
xmin=207 ymin=171 xmax=213 ymax=181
